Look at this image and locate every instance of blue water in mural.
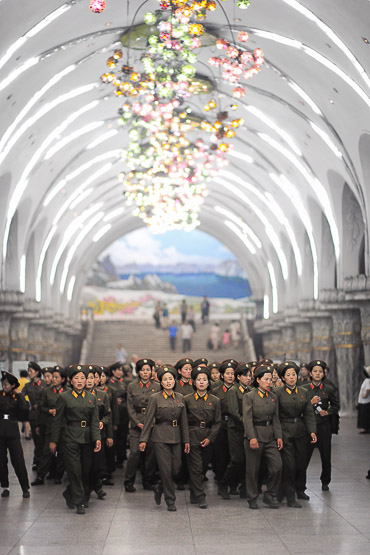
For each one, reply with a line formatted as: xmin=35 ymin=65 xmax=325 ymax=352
xmin=120 ymin=273 xmax=252 ymax=299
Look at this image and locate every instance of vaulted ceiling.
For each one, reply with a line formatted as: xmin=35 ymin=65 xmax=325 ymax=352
xmin=1 ymin=0 xmax=369 ymax=319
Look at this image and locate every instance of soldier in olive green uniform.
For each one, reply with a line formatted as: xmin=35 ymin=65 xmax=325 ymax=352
xmin=303 ymin=360 xmax=340 ymax=491
xmin=174 ymin=358 xmax=193 ymax=489
xmin=297 ymin=363 xmax=310 ymax=386
xmin=31 ymin=366 xmax=67 ymax=486
xmin=109 ymin=362 xmax=128 ymax=467
xmin=50 ymin=364 xmax=101 ymax=514
xmin=209 ymin=361 xmax=222 ymax=390
xmin=221 ymin=362 xmax=252 ymax=498
xmin=0 ymin=371 xmax=30 ymax=498
xmin=99 ymin=366 xmax=118 ymax=485
xmin=184 ymin=366 xmax=221 ymax=509
xmin=243 ymin=364 xmax=283 ymax=509
xmin=212 ymin=359 xmax=238 ymax=495
xmin=274 ymin=361 xmax=317 ymax=507
xmin=23 ymin=361 xmax=45 ymax=470
xmin=139 ymin=366 xmax=190 ymax=512
xmin=124 ymin=358 xmax=160 ymax=492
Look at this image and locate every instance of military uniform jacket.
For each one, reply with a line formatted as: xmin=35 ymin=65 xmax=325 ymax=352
xmin=140 ymin=391 xmax=189 ymax=444
xmin=243 ymin=388 xmax=282 ymax=442
xmin=302 ymin=382 xmax=340 ymax=425
xmin=0 ymin=390 xmax=29 ymax=438
xmin=184 ymin=392 xmax=221 ymax=444
xmin=109 ymin=377 xmax=127 ymax=413
xmin=39 ymin=385 xmax=66 ymax=434
xmin=274 ymin=385 xmax=316 ymax=439
xmin=127 ymin=379 xmax=160 ymax=429
xmin=227 ymin=384 xmax=251 ymax=430
xmin=212 ymin=383 xmax=233 ymax=430
xmin=297 ymin=376 xmax=310 ymax=387
xmin=23 ymin=378 xmax=45 ymax=421
xmin=91 ymin=388 xmax=113 ymax=439
xmin=99 ymin=384 xmax=119 ymax=427
xmin=50 ymin=389 xmax=101 ymax=445
xmin=175 ymin=379 xmax=194 ymax=397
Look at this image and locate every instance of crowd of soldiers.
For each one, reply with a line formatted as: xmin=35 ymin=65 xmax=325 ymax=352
xmin=0 ymin=355 xmax=340 ymax=514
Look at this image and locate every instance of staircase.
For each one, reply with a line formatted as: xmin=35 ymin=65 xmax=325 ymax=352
xmin=87 ymin=319 xmax=251 ymax=366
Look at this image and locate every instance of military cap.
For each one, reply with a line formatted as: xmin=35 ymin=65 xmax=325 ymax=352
xmin=1 ymin=371 xmax=20 ymax=389
xmin=300 ymin=362 xmax=308 ymax=369
xmin=219 ymin=360 xmax=237 ymax=375
xmin=136 ymin=358 xmax=155 ymax=372
xmin=157 ymin=365 xmax=177 ymax=382
xmin=175 ymin=358 xmax=193 ymax=371
xmin=248 ymin=361 xmax=259 ymax=369
xmin=41 ymin=366 xmax=53 ymax=375
xmin=253 ymin=364 xmax=274 ymax=387
xmin=53 ymin=365 xmax=67 ymax=379
xmin=109 ymin=361 xmax=123 ymax=372
xmin=192 ymin=358 xmax=208 ymax=368
xmin=209 ymin=361 xmax=221 ymax=369
xmin=85 ymin=364 xmax=96 ymax=376
xmin=100 ymin=365 xmax=111 ymax=376
xmin=278 ymin=360 xmax=299 ymax=379
xmin=67 ymin=364 xmax=88 ymax=379
xmin=191 ymin=365 xmax=211 ymax=390
xmin=221 ymin=359 xmax=238 ymax=369
xmin=234 ymin=362 xmax=252 ymax=378
xmin=28 ymin=361 xmax=42 ymax=374
xmin=308 ymin=359 xmax=327 ymax=373
xmin=261 ymin=358 xmax=274 ymax=365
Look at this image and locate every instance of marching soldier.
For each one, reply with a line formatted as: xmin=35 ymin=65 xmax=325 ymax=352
xmin=124 ymin=358 xmax=160 ymax=492
xmin=174 ymin=358 xmax=194 ymax=490
xmin=109 ymin=362 xmax=128 ymax=467
xmin=98 ymin=366 xmax=118 ymax=485
xmin=23 ymin=361 xmax=45 ymax=470
xmin=184 ymin=366 xmax=221 ymax=509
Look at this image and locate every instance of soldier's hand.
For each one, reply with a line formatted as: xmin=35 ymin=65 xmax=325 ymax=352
xmin=113 ymin=425 xmax=118 ymax=431
xmin=250 ymin=438 xmax=259 ymax=450
xmin=184 ymin=443 xmax=190 ymax=454
xmin=94 ymin=440 xmax=101 ymax=452
xmin=139 ymin=442 xmax=146 ymax=452
xmin=310 ymin=433 xmax=317 ymax=443
xmin=320 ymin=410 xmax=328 ymax=417
xmin=49 ymin=442 xmax=57 ymax=454
xmin=35 ymin=426 xmax=40 ymax=436
xmin=200 ymin=438 xmax=210 ymax=448
xmin=106 ymin=438 xmax=113 ymax=448
xmin=99 ymin=421 xmax=104 ymax=430
xmin=311 ymin=395 xmax=320 ymax=405
xmin=49 ymin=409 xmax=56 ymax=416
xmin=277 ymin=438 xmax=283 ymax=450
xmin=137 ymin=423 xmax=144 ymax=430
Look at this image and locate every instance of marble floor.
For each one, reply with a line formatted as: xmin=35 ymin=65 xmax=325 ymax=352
xmin=0 ymin=416 xmax=369 ymax=555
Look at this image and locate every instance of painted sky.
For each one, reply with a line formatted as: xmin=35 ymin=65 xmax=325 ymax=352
xmin=102 ymin=228 xmax=236 ymax=268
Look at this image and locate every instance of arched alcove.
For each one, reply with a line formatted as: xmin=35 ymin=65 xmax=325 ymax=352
xmin=341 ymin=183 xmax=365 ymax=278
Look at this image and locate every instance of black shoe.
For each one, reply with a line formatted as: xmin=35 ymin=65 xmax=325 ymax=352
xmin=263 ymin=493 xmax=280 ymax=509
xmin=218 ymin=484 xmax=230 ymax=500
xmin=46 ymin=473 xmax=55 ymax=480
xmin=198 ymin=498 xmax=208 ymax=509
xmin=32 ymin=464 xmax=38 ymax=471
xmin=25 ymin=436 xmax=32 ymax=440
xmin=248 ymin=499 xmax=259 ymax=509
xmin=1 ymin=489 xmax=10 ymax=498
xmin=22 ymin=490 xmax=30 ymax=498
xmin=366 ymin=471 xmax=370 ymax=480
xmin=142 ymin=483 xmax=154 ymax=491
xmin=102 ymin=478 xmax=114 ymax=486
xmin=287 ymin=500 xmax=302 ymax=508
xmin=322 ymin=484 xmax=329 ymax=491
xmin=54 ymin=478 xmax=62 ymax=485
xmin=63 ymin=489 xmax=75 ymax=509
xmin=176 ymin=482 xmax=185 ymax=491
xmin=96 ymin=489 xmax=107 ymax=499
xmin=125 ymin=485 xmax=136 ymax=493
xmin=31 ymin=477 xmax=44 ymax=486
xmin=190 ymin=491 xmax=198 ymax=505
xmin=76 ymin=504 xmax=85 ymax=515
xmin=297 ymin=491 xmax=310 ymax=500
xmin=229 ymin=486 xmax=239 ymax=495
xmin=154 ymin=485 xmax=162 ymax=506
xmin=167 ymin=504 xmax=177 ymax=512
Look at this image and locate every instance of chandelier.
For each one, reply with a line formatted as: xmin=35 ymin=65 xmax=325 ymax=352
xmin=100 ymin=0 xmax=264 ymax=233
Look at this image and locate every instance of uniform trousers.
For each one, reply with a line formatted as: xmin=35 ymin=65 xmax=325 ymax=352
xmin=63 ymin=442 xmax=93 ymax=505
xmin=279 ymin=435 xmax=307 ymax=500
xmin=222 ymin=427 xmax=245 ymax=488
xmin=244 ymin=439 xmax=282 ymax=501
xmin=0 ymin=437 xmax=29 ymax=490
xmin=154 ymin=442 xmax=182 ymax=506
xmin=37 ymin=434 xmax=64 ymax=479
xmin=124 ymin=428 xmax=157 ymax=486
xmin=186 ymin=442 xmax=213 ymax=500
xmin=90 ymin=441 xmax=106 ymax=494
xmin=29 ymin=419 xmax=43 ymax=465
xmin=114 ymin=413 xmax=129 ymax=464
xmin=213 ymin=426 xmax=230 ymax=482
xmin=306 ymin=418 xmax=331 ymax=486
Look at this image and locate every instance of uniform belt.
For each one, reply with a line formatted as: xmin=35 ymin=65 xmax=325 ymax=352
xmin=0 ymin=414 xmax=16 ymax=421
xmin=68 ymin=420 xmax=89 ymax=428
xmin=253 ymin=420 xmax=272 ymax=426
xmin=281 ymin=417 xmax=301 ymax=423
xmin=136 ymin=407 xmax=147 ymax=415
xmin=188 ymin=421 xmax=212 ymax=428
xmin=222 ymin=415 xmax=229 ymax=421
xmin=155 ymin=419 xmax=178 ymax=427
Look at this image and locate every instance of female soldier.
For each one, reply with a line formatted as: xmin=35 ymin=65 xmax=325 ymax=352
xmin=209 ymin=362 xmax=222 ymax=390
xmin=139 ymin=366 xmax=190 ymax=512
xmin=23 ymin=361 xmax=45 ymax=470
xmin=0 ymin=371 xmax=30 ymax=498
xmin=99 ymin=366 xmax=117 ymax=486
xmin=303 ymin=360 xmax=340 ymax=492
xmin=41 ymin=367 xmax=53 ymax=387
xmin=31 ymin=366 xmax=67 ymax=486
xmin=212 ymin=359 xmax=237 ymax=497
xmin=222 ymin=362 xmax=252 ymax=498
xmin=124 ymin=358 xmax=160 ymax=492
xmin=174 ymin=358 xmax=193 ymax=490
xmin=243 ymin=364 xmax=283 ymax=509
xmin=50 ymin=364 xmax=101 ymax=515
xmin=184 ymin=366 xmax=221 ymax=509
xmin=274 ymin=361 xmax=317 ymax=507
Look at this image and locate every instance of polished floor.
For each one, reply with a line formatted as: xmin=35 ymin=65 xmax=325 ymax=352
xmin=0 ymin=417 xmax=369 ymax=555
